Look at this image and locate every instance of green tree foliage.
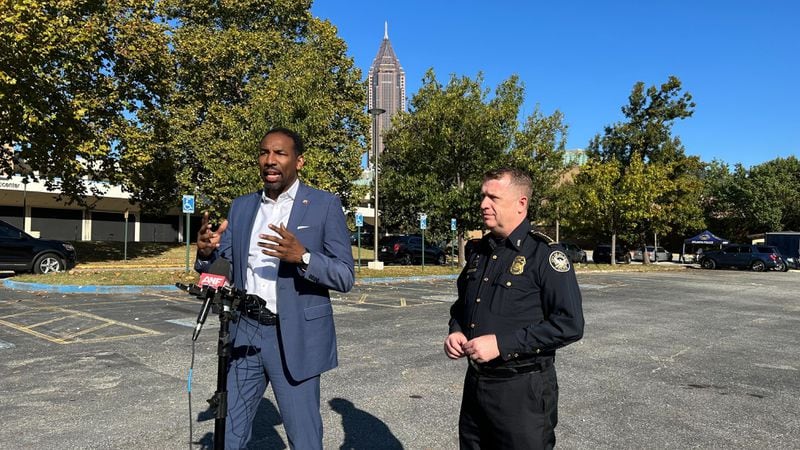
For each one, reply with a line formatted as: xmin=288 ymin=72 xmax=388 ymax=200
xmin=380 ymin=70 xmax=569 ymax=255
xmin=1 ymin=0 xmax=367 ymax=216
xmin=577 ymin=76 xmax=704 ymax=256
xmin=0 ymin=0 xmax=170 ymax=205
xmin=380 ymin=70 xmax=522 ymax=242
xmin=121 ymin=0 xmax=367 ymax=217
xmin=703 ymin=157 xmax=800 ymax=240
xmin=507 ymin=107 xmax=569 ymax=223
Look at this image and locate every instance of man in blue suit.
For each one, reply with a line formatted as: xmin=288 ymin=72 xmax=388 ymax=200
xmin=195 ymin=127 xmax=355 ymax=449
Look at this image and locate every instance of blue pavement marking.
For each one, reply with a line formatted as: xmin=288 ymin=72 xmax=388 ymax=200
xmin=0 ymin=339 xmax=15 ymax=350
xmin=1 ymin=275 xmax=461 ymax=294
xmin=2 ymin=279 xmax=176 ymax=294
xmin=356 ymin=274 xmax=459 ymax=284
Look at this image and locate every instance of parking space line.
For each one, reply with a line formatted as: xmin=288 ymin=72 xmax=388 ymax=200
xmin=25 ymin=314 xmax=80 ymax=329
xmin=0 ymin=306 xmax=160 ymax=344
xmin=58 ymin=321 xmax=114 ymax=341
xmin=0 ymin=319 xmax=66 ymax=344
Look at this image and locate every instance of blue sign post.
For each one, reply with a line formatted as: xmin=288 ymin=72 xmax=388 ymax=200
xmin=182 ymin=195 xmax=195 ymax=272
xmin=451 ymin=218 xmax=457 ymax=267
xmin=355 ymin=213 xmax=364 ymax=271
xmin=420 ymin=214 xmax=428 ymax=269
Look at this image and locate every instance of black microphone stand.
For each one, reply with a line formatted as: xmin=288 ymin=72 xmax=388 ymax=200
xmin=209 ymin=285 xmax=244 ymax=449
xmin=177 ymin=283 xmax=247 ymax=449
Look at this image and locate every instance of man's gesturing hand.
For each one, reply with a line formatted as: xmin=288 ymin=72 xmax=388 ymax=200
xmin=444 ymin=332 xmax=468 ymax=359
xmin=258 ymin=223 xmax=306 ymax=263
xmin=197 ymin=212 xmax=228 ymax=258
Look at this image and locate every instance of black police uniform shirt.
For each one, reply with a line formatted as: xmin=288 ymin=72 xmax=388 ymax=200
xmin=449 ymin=220 xmax=584 ymax=366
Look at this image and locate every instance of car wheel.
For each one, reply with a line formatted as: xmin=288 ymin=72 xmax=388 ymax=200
xmin=34 ymin=253 xmax=64 ymax=274
xmin=580 ymin=254 xmax=587 ymax=264
xmin=436 ymin=254 xmax=447 ymax=265
xmin=623 ymin=254 xmax=631 ymax=264
xmin=399 ymin=253 xmax=413 ymax=266
xmin=775 ymin=261 xmax=787 ymax=272
xmin=750 ymin=260 xmax=765 ymax=272
xmin=701 ymin=258 xmax=716 ymax=270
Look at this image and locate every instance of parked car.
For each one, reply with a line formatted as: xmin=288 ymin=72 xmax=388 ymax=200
xmin=350 ymin=231 xmax=374 ymax=248
xmin=558 ymin=242 xmax=587 ymax=264
xmin=632 ymin=246 xmax=674 ymax=262
xmin=378 ymin=235 xmax=447 ymax=265
xmin=0 ymin=219 xmax=77 ymax=273
xmin=593 ymin=244 xmax=631 ymax=264
xmin=700 ymin=244 xmax=786 ymax=272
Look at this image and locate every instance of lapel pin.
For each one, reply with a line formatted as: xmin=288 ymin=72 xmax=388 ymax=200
xmin=302 ymin=199 xmax=309 ymax=205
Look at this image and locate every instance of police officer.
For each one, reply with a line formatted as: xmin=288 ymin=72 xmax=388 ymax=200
xmin=445 ymin=167 xmax=584 ymax=450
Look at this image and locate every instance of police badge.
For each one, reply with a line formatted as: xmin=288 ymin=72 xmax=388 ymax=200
xmin=549 ymin=250 xmax=570 ymax=272
xmin=510 ymin=255 xmax=526 ymax=275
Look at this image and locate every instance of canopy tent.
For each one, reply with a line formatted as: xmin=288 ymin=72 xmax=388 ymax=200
xmin=680 ymin=230 xmax=729 ymax=262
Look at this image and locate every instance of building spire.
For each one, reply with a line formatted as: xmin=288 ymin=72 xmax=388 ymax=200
xmin=384 ymin=21 xmax=388 ymax=39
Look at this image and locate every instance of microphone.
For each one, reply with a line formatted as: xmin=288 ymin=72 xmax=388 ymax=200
xmin=192 ymin=258 xmax=231 ymax=341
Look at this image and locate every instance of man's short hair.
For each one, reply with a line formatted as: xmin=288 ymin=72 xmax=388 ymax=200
xmin=262 ymin=127 xmax=306 ymax=155
xmin=483 ymin=167 xmax=532 ymax=200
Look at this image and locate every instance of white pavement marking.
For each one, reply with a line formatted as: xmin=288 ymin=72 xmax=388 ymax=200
xmin=754 ymin=363 xmax=798 ymax=371
xmin=166 ymin=318 xmax=199 ymax=328
xmin=0 ymin=339 xmax=15 ymax=350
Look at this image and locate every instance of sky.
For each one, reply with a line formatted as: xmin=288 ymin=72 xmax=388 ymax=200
xmin=311 ymin=0 xmax=799 ymax=168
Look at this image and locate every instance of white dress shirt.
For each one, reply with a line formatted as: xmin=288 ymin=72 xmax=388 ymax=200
xmin=245 ymin=179 xmax=300 ymax=314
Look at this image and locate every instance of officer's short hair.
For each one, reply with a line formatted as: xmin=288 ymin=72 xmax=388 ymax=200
xmin=261 ymin=127 xmax=306 ymax=155
xmin=483 ymin=167 xmax=532 ymax=200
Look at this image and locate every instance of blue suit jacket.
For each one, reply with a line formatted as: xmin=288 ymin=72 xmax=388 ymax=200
xmin=196 ymin=182 xmax=355 ymax=381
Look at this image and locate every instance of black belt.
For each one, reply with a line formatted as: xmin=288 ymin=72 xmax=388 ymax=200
xmin=468 ymin=357 xmax=554 ymax=378
xmin=241 ymin=295 xmax=278 ymax=326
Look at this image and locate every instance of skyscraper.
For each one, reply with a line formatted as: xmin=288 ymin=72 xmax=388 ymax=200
xmin=367 ymin=22 xmax=406 ymax=161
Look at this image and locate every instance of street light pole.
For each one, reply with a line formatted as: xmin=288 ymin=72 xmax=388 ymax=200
xmin=367 ymin=107 xmax=385 ymax=269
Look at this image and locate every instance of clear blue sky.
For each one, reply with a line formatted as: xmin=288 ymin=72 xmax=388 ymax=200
xmin=311 ymin=0 xmax=798 ymax=168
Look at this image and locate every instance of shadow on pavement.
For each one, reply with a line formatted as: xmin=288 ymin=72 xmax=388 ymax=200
xmin=329 ymin=397 xmax=403 ymax=450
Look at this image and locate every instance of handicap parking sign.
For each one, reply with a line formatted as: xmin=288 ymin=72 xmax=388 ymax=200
xmin=355 ymin=213 xmax=364 ymax=227
xmin=182 ymin=195 xmax=195 ymax=214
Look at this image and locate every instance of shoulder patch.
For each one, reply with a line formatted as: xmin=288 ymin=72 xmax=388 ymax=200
xmin=549 ymin=250 xmax=571 ymax=272
xmin=529 ymin=230 xmax=557 ymax=245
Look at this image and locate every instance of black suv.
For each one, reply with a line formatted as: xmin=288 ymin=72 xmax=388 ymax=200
xmin=558 ymin=242 xmax=587 ymax=264
xmin=700 ymin=244 xmax=786 ymax=272
xmin=593 ymin=244 xmax=630 ymax=264
xmin=0 ymin=219 xmax=77 ymax=273
xmin=378 ymin=235 xmax=447 ymax=265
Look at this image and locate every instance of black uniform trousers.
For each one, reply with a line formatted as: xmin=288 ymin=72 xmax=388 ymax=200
xmin=458 ymin=364 xmax=559 ymax=450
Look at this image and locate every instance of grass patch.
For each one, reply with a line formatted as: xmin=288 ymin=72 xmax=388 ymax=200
xmin=8 ymin=241 xmax=687 ymax=286
xmin=13 ymin=270 xmax=200 ymax=286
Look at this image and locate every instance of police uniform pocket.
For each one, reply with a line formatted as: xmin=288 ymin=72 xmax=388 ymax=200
xmin=490 ymin=273 xmax=539 ymax=316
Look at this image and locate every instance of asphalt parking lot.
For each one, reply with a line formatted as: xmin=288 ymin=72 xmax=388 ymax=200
xmin=1 ymin=268 xmax=798 ymax=449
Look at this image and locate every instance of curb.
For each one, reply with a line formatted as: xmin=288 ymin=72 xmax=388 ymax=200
xmin=2 ymin=279 xmax=177 ymax=294
xmin=2 ymin=274 xmax=460 ymax=294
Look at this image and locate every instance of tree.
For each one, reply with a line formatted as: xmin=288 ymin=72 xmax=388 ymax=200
xmin=564 ymin=156 xmax=668 ymax=263
xmin=1 ymin=1 xmax=367 ymax=216
xmin=583 ymin=76 xmax=703 ymax=258
xmin=507 ymin=107 xmax=569 ymax=224
xmin=121 ymin=0 xmax=368 ymax=217
xmin=703 ymin=157 xmax=800 ymax=240
xmin=380 ymin=70 xmax=522 ymax=255
xmin=380 ymin=70 xmax=569 ymax=262
xmin=0 ymin=0 xmax=170 ymax=205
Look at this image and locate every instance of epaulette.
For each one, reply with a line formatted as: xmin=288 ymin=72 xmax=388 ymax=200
xmin=529 ymin=230 xmax=557 ymax=245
